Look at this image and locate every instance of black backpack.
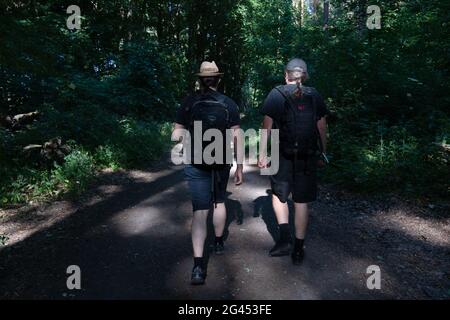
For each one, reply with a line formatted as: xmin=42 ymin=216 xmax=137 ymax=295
xmin=274 ymin=85 xmax=322 ymax=158
xmin=187 ymin=90 xmax=230 ymax=169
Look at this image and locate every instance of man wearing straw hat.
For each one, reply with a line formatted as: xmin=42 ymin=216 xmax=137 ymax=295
xmin=173 ymin=61 xmax=243 ymax=285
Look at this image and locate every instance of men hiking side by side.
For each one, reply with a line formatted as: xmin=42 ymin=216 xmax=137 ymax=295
xmin=259 ymin=58 xmax=329 ymax=265
xmin=172 ymin=58 xmax=328 ymax=287
xmin=173 ymin=61 xmax=244 ymax=285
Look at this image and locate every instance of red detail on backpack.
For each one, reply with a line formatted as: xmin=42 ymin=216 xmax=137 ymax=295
xmin=297 ymin=104 xmax=305 ymax=111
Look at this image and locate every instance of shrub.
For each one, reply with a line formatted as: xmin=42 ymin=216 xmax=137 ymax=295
xmin=323 ymin=124 xmax=449 ymax=199
xmin=106 ymin=119 xmax=171 ymax=168
xmin=52 ymin=149 xmax=95 ymax=194
xmin=93 ymin=145 xmax=124 ymax=171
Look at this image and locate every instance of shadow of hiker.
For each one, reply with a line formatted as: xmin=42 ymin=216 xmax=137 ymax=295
xmin=226 ymin=192 xmax=244 ymax=226
xmin=253 ymin=189 xmax=295 ymax=243
xmin=203 ymin=192 xmax=243 ymax=268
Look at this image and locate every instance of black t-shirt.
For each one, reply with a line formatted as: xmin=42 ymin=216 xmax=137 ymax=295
xmin=175 ymin=91 xmax=240 ymax=128
xmin=260 ymin=84 xmax=328 ymax=125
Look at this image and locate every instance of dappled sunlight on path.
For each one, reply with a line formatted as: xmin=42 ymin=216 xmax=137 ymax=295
xmin=0 ymin=161 xmax=448 ymax=299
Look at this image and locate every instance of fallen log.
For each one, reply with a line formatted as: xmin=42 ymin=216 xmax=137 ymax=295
xmin=1 ymin=111 xmax=40 ymax=130
xmin=23 ymin=138 xmax=71 ymax=166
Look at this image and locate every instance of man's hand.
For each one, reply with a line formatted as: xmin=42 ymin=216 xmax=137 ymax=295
xmin=318 ymin=152 xmax=329 ymax=168
xmin=259 ymin=116 xmax=272 ymax=169
xmin=317 ymin=159 xmax=326 ymax=168
xmin=258 ymin=155 xmax=269 ymax=168
xmin=234 ymin=165 xmax=243 ymax=185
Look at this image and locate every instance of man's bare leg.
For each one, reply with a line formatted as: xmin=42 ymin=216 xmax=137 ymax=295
xmin=192 ymin=210 xmax=209 ymax=258
xmin=272 ymin=194 xmax=289 ymax=224
xmin=191 ymin=209 xmax=208 ymax=284
xmin=269 ymin=195 xmax=292 ymax=256
xmin=213 ymin=203 xmax=226 ymax=254
xmin=292 ymin=202 xmax=308 ymax=264
xmin=213 ymin=203 xmax=226 ymax=237
xmin=294 ymin=202 xmax=308 ymax=239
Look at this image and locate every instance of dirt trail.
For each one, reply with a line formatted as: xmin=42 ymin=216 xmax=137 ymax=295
xmin=0 ymin=159 xmax=449 ymax=299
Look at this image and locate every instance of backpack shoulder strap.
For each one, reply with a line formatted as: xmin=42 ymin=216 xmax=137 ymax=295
xmin=185 ymin=93 xmax=202 ymax=112
xmin=274 ymin=85 xmax=288 ymax=101
xmin=207 ymin=89 xmax=228 ymax=106
xmin=274 ymin=85 xmax=296 ymax=112
xmin=305 ymin=87 xmax=323 ymax=119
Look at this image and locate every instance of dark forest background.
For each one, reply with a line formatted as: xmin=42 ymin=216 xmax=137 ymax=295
xmin=1 ymin=0 xmax=449 ymax=207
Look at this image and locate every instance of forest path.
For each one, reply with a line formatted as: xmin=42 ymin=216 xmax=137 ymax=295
xmin=0 ymin=157 xmax=449 ymax=299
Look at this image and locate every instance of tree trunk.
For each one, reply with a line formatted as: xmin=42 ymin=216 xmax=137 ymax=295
xmin=357 ymin=0 xmax=368 ymax=37
xmin=292 ymin=0 xmax=303 ymax=26
xmin=312 ymin=0 xmax=320 ymax=17
xmin=323 ymin=0 xmax=329 ymax=28
xmin=301 ymin=0 xmax=304 ymax=25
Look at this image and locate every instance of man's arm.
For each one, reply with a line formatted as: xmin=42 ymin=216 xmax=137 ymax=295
xmin=317 ymin=117 xmax=327 ymax=165
xmin=314 ymin=90 xmax=328 ymax=156
xmin=172 ymin=123 xmax=185 ymax=142
xmin=171 ymin=123 xmax=188 ymax=165
xmin=231 ymin=124 xmax=243 ymax=185
xmin=317 ymin=117 xmax=327 ymax=153
xmin=258 ymin=115 xmax=273 ymax=168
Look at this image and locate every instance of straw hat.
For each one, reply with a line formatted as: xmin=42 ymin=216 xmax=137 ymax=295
xmin=196 ymin=61 xmax=224 ymax=77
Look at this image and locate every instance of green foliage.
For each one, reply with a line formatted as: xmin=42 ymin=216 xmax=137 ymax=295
xmin=0 ymin=118 xmax=171 ymax=206
xmin=325 ymin=124 xmax=449 ymax=198
xmin=0 ymin=148 xmax=91 ymax=205
xmin=1 ymin=0 xmax=449 ymax=207
xmin=52 ymin=149 xmax=95 ymax=194
xmin=106 ymin=119 xmax=171 ymax=167
xmin=93 ymin=145 xmax=124 ymax=171
xmin=1 ymin=168 xmax=57 ymax=206
xmin=240 ymin=0 xmax=450 ymax=199
xmin=0 ymin=2 xmax=182 ymax=207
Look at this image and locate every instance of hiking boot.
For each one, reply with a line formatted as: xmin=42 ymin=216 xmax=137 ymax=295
xmin=191 ymin=266 xmax=206 ymax=285
xmin=269 ymin=241 xmax=291 ymax=257
xmin=214 ymin=242 xmax=224 ymax=255
xmin=291 ymin=248 xmax=304 ymax=265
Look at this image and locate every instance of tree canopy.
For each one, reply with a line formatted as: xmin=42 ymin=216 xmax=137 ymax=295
xmin=1 ymin=0 xmax=449 ymax=205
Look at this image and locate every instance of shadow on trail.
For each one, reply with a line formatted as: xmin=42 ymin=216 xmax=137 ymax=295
xmin=0 ymin=162 xmax=448 ymax=299
xmin=0 ymin=162 xmax=246 ymax=299
xmin=248 ymin=174 xmax=449 ymax=299
xmin=201 ymin=193 xmax=244 ymax=275
xmin=253 ymin=189 xmax=295 ymax=242
xmin=0 ymin=165 xmax=197 ymax=298
xmin=226 ymin=195 xmax=244 ymax=227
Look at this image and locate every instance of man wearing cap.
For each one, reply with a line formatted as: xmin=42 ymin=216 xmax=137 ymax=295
xmin=173 ymin=61 xmax=243 ymax=285
xmin=258 ymin=58 xmax=328 ymax=265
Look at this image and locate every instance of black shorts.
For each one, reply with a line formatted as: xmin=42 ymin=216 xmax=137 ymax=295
xmin=184 ymin=165 xmax=230 ymax=211
xmin=270 ymin=153 xmax=318 ymax=204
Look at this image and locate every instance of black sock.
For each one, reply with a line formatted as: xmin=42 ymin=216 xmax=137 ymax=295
xmin=279 ymin=224 xmax=291 ymax=242
xmin=194 ymin=257 xmax=203 ymax=268
xmin=215 ymin=236 xmax=224 ymax=245
xmin=294 ymin=238 xmax=304 ymax=251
